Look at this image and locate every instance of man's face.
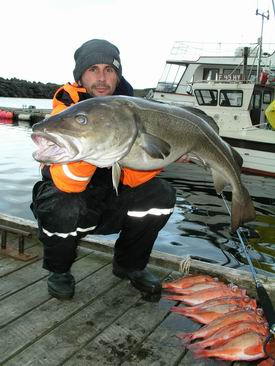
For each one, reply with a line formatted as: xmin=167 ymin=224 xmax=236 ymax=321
xmin=80 ymin=64 xmax=119 ymax=97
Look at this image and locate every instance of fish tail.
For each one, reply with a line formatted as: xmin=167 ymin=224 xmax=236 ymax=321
xmin=176 ymin=332 xmax=195 ymax=345
xmin=192 ymin=348 xmax=212 ymax=360
xmin=170 ymin=306 xmax=187 ymax=314
xmin=187 ymin=341 xmax=206 ymax=351
xmin=231 ymin=186 xmax=255 ymax=232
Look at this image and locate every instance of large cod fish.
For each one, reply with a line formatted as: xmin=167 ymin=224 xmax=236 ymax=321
xmin=31 ymin=96 xmax=255 ymax=232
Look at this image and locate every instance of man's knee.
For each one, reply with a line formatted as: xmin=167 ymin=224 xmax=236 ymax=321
xmin=135 ymin=178 xmax=176 ymax=208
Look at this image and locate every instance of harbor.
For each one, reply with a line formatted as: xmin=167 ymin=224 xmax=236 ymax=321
xmin=0 ymin=106 xmax=51 ymax=124
xmin=0 ymin=0 xmax=275 ymax=364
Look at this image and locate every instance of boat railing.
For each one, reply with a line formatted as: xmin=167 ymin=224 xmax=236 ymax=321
xmin=193 ymin=79 xmax=255 ymax=85
xmin=241 ymin=122 xmax=272 ymax=130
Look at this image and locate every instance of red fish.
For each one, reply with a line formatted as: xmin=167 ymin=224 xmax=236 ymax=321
xmin=188 ymin=320 xmax=268 ymax=350
xmin=163 ymin=281 xmax=226 ymax=295
xmin=163 ymin=286 xmax=246 ymax=305
xmin=257 ymin=358 xmax=275 ymax=366
xmin=171 ymin=295 xmax=257 ymax=312
xmin=171 ymin=303 xmax=245 ymax=324
xmin=192 ymin=332 xmax=267 ymax=361
xmin=177 ymin=309 xmax=264 ymax=344
xmin=162 ymin=274 xmax=217 ymax=289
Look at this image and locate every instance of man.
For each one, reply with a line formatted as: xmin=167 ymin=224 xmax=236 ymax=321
xmin=31 ymin=39 xmax=176 ymax=300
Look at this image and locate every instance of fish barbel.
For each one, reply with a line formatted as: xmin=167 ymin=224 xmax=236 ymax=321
xmin=188 ymin=320 xmax=268 ymax=350
xmin=177 ymin=309 xmax=264 ymax=344
xmin=192 ymin=332 xmax=267 ymax=361
xmin=31 ymin=96 xmax=255 ymax=232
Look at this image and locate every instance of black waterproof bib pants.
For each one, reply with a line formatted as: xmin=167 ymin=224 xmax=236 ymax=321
xmin=31 ymin=168 xmax=176 ymax=273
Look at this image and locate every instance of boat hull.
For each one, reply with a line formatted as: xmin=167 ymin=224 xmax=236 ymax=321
xmin=221 ymin=131 xmax=275 ymax=177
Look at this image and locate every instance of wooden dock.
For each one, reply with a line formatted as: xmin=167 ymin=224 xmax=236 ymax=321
xmin=0 ymin=106 xmax=51 ymax=124
xmin=0 ymin=214 xmax=273 ymax=366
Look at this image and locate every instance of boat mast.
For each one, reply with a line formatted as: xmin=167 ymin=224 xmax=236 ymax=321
xmin=256 ymin=8 xmax=269 ymax=82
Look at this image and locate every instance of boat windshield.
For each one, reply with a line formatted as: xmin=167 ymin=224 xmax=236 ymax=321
xmin=156 ymin=63 xmax=186 ymax=93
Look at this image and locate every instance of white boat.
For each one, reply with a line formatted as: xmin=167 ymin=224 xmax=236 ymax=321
xmin=150 ymin=42 xmax=275 ymax=177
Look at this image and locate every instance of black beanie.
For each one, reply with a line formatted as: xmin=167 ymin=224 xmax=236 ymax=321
xmin=73 ymin=39 xmax=122 ymax=81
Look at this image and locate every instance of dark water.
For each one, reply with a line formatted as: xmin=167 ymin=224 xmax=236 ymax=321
xmin=0 ymin=121 xmax=275 ymax=276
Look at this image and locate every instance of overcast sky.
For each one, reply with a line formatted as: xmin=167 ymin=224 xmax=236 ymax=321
xmin=1 ymin=0 xmax=274 ymax=88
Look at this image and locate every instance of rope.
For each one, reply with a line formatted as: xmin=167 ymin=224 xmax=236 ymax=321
xmin=179 ymin=255 xmax=192 ymax=274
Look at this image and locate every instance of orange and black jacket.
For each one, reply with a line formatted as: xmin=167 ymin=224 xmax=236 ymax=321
xmin=42 ymin=79 xmax=162 ymax=193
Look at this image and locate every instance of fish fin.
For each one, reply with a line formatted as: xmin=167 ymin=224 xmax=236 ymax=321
xmin=140 ymin=132 xmax=171 ymax=159
xmin=112 ymin=163 xmax=121 ymax=195
xmin=231 ymin=186 xmax=255 ymax=232
xmin=188 ymin=153 xmax=208 ymax=169
xmin=230 ymin=147 xmax=243 ymax=169
xmin=211 ymin=168 xmax=229 ymax=193
xmin=182 ymin=106 xmax=220 ymax=134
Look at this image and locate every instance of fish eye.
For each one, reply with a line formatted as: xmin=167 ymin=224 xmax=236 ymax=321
xmin=75 ymin=114 xmax=88 ymax=125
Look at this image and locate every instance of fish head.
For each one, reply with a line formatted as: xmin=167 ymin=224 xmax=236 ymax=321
xmin=31 ymin=96 xmax=138 ymax=166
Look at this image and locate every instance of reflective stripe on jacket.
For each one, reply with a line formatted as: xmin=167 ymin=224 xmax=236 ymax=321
xmin=48 ymin=82 xmax=161 ymax=192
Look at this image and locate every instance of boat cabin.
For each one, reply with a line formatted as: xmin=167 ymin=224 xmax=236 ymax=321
xmin=152 ymin=49 xmax=275 ymax=129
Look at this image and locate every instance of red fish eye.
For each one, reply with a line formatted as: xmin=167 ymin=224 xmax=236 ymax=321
xmin=75 ymin=114 xmax=87 ymax=125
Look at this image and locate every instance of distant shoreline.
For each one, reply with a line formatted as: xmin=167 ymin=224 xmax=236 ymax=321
xmin=0 ymin=77 xmax=153 ymax=99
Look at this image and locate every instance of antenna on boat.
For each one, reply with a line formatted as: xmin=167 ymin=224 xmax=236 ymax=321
xmin=256 ymin=7 xmax=270 ymax=82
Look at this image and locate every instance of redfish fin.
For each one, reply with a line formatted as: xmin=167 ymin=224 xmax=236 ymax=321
xmin=140 ymin=132 xmax=171 ymax=159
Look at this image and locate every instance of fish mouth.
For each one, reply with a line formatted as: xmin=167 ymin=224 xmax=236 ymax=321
xmin=31 ymin=131 xmax=79 ymax=163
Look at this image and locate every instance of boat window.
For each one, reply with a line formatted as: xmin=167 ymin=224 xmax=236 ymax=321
xmin=219 ymin=90 xmax=243 ymax=107
xmin=194 ymin=89 xmax=218 ymax=106
xmin=253 ymin=92 xmax=261 ymax=109
xmin=203 ymin=68 xmax=219 ymax=80
xmin=263 ymin=91 xmax=272 ymax=104
xmin=155 ymin=63 xmax=186 ymax=93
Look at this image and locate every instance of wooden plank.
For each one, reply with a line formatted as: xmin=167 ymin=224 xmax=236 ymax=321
xmin=61 ymin=271 xmax=188 ymax=366
xmin=178 ymin=350 xmax=231 ymax=366
xmin=0 ymin=258 xmax=45 ymax=300
xmin=0 ymin=244 xmax=43 ymax=278
xmin=0 ymin=213 xmax=38 ymax=235
xmin=3 ymin=281 xmax=148 ymax=366
xmin=120 ymin=311 xmax=193 ymax=366
xmin=0 ymin=251 xmax=110 ymax=328
xmin=0 ymin=249 xmax=89 ymax=301
xmin=0 ymin=254 xmax=118 ymax=364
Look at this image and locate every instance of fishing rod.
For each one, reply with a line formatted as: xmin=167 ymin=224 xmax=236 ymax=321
xmin=220 ymin=192 xmax=275 ymax=359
